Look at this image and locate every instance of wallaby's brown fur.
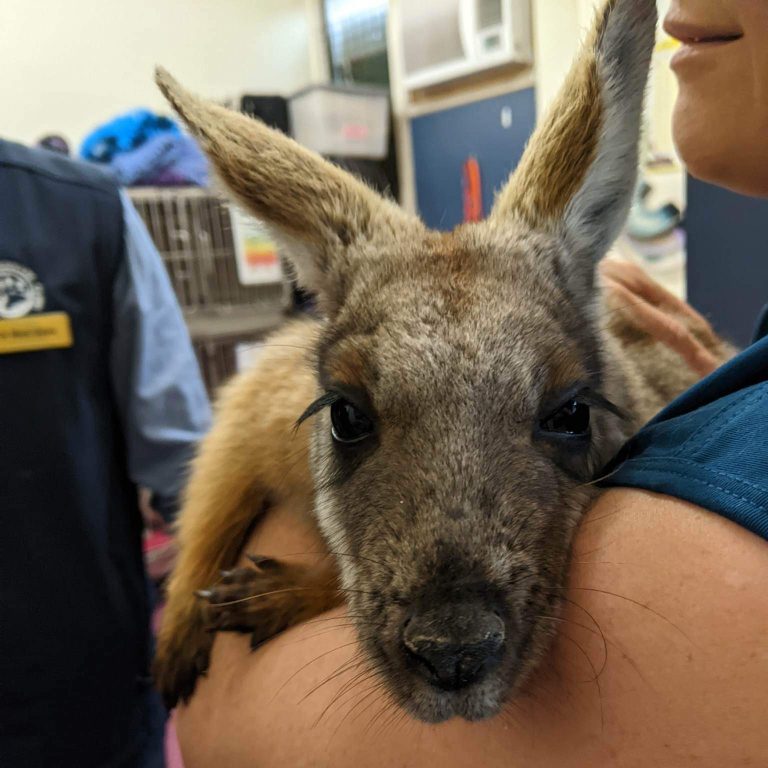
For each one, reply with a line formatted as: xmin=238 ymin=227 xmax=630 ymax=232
xmin=154 ymin=0 xmax=733 ymax=722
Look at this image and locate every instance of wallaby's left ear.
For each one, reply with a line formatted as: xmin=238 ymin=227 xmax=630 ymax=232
xmin=154 ymin=67 xmax=422 ymax=315
xmin=491 ymin=0 xmax=657 ymax=285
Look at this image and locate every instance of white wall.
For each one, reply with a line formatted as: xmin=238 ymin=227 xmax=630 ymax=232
xmin=0 ymin=0 xmax=315 ymax=148
xmin=532 ymin=0 xmax=584 ymax=117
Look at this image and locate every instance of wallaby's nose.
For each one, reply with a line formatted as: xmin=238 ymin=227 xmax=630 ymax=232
xmin=402 ymin=604 xmax=505 ymax=691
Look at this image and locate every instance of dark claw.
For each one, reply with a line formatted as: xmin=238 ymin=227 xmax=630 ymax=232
xmin=190 ymin=556 xmax=316 ymax=649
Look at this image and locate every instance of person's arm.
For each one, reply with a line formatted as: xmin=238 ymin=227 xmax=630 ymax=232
xmin=111 ymin=191 xmax=212 ymax=521
xmin=174 ymin=489 xmax=768 ymax=768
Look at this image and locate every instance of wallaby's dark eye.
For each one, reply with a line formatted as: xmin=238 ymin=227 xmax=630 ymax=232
xmin=331 ymin=399 xmax=374 ymax=444
xmin=540 ymin=399 xmax=591 ymax=437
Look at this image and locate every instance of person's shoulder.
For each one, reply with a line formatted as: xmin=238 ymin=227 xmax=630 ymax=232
xmin=0 ymin=139 xmax=119 ymax=199
xmin=173 ymin=489 xmax=768 ymax=768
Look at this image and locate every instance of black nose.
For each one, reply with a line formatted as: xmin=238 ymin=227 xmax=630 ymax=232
xmin=402 ymin=604 xmax=505 ymax=691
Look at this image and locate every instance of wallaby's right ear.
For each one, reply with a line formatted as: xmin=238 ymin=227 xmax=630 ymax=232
xmin=155 ymin=68 xmax=420 ymax=312
xmin=491 ymin=0 xmax=657 ymax=295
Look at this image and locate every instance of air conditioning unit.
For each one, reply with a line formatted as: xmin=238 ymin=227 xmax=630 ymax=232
xmin=400 ymin=0 xmax=532 ymax=90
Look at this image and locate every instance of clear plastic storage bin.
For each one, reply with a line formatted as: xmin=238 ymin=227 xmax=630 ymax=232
xmin=288 ymin=85 xmax=390 ymax=159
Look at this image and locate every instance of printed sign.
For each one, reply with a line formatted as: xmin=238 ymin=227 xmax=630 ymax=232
xmin=229 ymin=207 xmax=283 ymax=286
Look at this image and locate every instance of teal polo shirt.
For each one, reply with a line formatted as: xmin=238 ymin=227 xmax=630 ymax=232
xmin=603 ymin=306 xmax=768 ymax=540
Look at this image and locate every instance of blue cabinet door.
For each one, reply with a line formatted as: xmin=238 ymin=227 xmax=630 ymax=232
xmin=410 ymin=88 xmax=536 ymax=231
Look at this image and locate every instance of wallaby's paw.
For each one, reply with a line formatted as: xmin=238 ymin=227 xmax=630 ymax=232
xmin=199 ymin=555 xmax=340 ymax=649
xmin=153 ymin=624 xmax=213 ymax=710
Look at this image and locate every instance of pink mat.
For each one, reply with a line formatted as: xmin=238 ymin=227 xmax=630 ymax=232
xmin=151 ymin=598 xmax=184 ymax=768
xmin=165 ymin=718 xmax=184 ymax=768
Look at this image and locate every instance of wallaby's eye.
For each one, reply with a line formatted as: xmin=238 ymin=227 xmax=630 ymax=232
xmin=331 ymin=399 xmax=374 ymax=444
xmin=540 ymin=399 xmax=591 ymax=437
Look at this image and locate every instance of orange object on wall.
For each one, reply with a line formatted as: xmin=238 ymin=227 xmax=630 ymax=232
xmin=462 ymin=156 xmax=483 ymax=222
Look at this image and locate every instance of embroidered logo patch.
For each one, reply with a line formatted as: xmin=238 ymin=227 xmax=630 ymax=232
xmin=0 ymin=261 xmax=45 ymax=319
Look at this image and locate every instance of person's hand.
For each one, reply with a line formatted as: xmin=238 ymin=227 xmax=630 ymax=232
xmin=139 ymin=487 xmax=167 ymax=531
xmin=139 ymin=487 xmax=177 ymax=581
xmin=600 ymin=259 xmax=721 ymax=378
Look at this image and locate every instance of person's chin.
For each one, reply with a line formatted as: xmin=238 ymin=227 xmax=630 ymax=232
xmin=673 ymin=97 xmax=721 ymax=172
xmin=673 ymin=103 xmax=768 ymax=196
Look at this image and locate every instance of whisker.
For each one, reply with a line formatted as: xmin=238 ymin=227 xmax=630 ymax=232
xmin=203 ymin=585 xmax=315 ymax=607
xmin=301 ymin=611 xmax=365 ymax=623
xmin=270 ymin=640 xmax=361 ymax=702
xmin=376 ymin=699 xmax=408 ymax=740
xmin=546 ymin=608 xmax=654 ymax=693
xmin=313 ymin=663 xmax=384 ymax=728
xmin=568 ymin=586 xmax=693 ymax=645
xmin=330 ymin=681 xmax=384 ymax=741
xmin=327 ymin=667 xmax=383 ymax=718
xmin=366 ymin=698 xmax=400 ymax=739
xmin=547 ymin=594 xmax=610 ymax=678
xmin=556 ymin=630 xmax=605 ymax=731
xmin=578 ymin=461 xmax=627 ymax=488
xmin=282 ymin=625 xmax=357 ymax=645
xmin=315 ymin=668 xmax=371 ymax=723
xmin=538 ymin=613 xmax=608 ymax=679
xmin=578 ymin=507 xmax=626 ymax=525
xmin=572 ymin=540 xmax=619 ymax=558
xmin=205 ymin=583 xmax=384 ymax=609
xmin=362 ymin=697 xmax=390 ymax=737
xmin=570 ymin=560 xmax=634 ymax=567
xmin=299 ymin=655 xmax=368 ymax=704
xmin=259 ymin=549 xmax=393 ymax=574
xmin=499 ymin=694 xmax=532 ymax=733
xmin=349 ymin=683 xmax=389 ymax=726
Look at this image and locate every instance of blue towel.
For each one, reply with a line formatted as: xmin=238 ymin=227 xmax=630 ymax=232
xmin=79 ymin=109 xmax=208 ymax=187
xmin=80 ymin=109 xmax=179 ymax=163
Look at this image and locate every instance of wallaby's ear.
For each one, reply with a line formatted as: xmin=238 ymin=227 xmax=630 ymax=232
xmin=491 ymin=0 xmax=656 ymax=289
xmin=155 ymin=68 xmax=420 ymax=312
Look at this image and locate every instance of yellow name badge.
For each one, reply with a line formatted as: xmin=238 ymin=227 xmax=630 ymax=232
xmin=0 ymin=312 xmax=73 ymax=354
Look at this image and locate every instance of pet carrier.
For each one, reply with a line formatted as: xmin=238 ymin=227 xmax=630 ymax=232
xmin=128 ymin=187 xmax=290 ymax=395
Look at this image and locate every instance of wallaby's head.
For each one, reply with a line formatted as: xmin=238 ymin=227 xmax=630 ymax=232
xmin=158 ymin=0 xmax=656 ymax=723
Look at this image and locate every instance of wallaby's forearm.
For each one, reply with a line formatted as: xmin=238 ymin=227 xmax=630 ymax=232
xmin=154 ymin=321 xmax=320 ymax=707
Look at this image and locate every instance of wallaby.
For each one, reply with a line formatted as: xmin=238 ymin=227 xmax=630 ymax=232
xmin=153 ymin=0 xmax=732 ymax=723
